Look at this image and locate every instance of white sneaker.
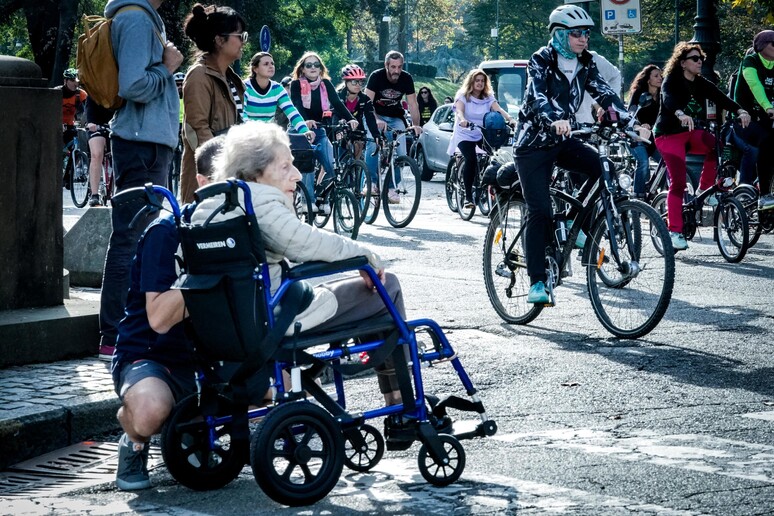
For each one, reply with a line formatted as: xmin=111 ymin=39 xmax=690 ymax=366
xmin=388 ymin=189 xmax=400 ymax=204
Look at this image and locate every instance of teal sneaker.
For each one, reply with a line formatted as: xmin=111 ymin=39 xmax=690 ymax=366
xmin=527 ymin=281 xmax=550 ymax=304
xmin=566 ymin=220 xmax=587 ymax=249
xmin=670 ymin=232 xmax=688 ymax=251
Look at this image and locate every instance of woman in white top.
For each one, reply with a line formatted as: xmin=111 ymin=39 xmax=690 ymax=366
xmin=447 ymin=69 xmax=514 ymax=208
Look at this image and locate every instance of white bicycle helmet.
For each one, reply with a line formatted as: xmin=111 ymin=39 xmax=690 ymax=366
xmin=548 ymin=5 xmax=594 ymax=35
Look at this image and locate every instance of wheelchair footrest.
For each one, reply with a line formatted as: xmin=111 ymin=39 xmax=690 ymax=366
xmin=452 ymin=419 xmax=498 ymax=441
xmin=431 ymin=394 xmax=485 ymax=417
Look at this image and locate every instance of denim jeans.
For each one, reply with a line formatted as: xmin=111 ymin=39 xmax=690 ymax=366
xmin=366 ymin=116 xmax=407 ymax=189
xmin=313 ymin=127 xmax=334 ymax=182
xmin=100 ymin=137 xmax=173 ymax=348
xmin=731 ymin=121 xmax=767 ymax=186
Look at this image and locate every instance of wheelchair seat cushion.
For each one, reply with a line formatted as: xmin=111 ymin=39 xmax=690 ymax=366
xmin=285 ymin=287 xmax=338 ymax=336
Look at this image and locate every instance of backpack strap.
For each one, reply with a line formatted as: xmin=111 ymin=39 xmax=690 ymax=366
xmin=113 ymin=5 xmax=165 ymax=48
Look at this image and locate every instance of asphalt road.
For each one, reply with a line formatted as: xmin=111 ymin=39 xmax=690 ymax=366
xmin=23 ymin=179 xmax=774 ymax=515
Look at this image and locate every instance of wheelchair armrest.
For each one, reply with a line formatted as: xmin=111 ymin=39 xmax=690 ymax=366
xmin=286 ymin=256 xmax=369 ymax=280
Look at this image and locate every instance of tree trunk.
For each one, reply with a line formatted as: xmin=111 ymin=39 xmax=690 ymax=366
xmin=52 ymin=0 xmax=78 ymax=88
xmin=23 ymin=0 xmax=60 ymax=85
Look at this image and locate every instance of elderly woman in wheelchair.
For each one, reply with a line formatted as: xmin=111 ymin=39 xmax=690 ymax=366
xmin=113 ymin=121 xmax=496 ymax=506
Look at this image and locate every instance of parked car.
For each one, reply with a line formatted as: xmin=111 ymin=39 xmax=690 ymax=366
xmin=414 ymin=103 xmax=454 ymax=181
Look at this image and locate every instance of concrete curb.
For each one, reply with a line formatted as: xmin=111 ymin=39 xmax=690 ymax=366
xmin=0 ymin=395 xmax=120 ymax=470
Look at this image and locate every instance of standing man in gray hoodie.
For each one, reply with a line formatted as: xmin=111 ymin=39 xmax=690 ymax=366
xmin=98 ymin=0 xmax=183 ymax=362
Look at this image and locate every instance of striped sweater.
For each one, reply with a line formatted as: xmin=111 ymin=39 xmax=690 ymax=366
xmin=242 ymin=78 xmax=309 ymax=134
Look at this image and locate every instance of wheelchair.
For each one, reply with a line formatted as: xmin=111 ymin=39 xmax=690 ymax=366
xmin=113 ymin=180 xmax=497 ymax=507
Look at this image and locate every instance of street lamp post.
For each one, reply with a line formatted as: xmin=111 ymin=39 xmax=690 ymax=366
xmin=690 ymin=0 xmax=721 ymax=83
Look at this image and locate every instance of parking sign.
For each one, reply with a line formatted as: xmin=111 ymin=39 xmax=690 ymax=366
xmin=600 ymin=0 xmax=641 ymax=35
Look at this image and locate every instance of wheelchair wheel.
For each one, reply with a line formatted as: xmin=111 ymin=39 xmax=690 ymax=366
xmin=160 ymin=393 xmax=247 ymax=491
xmin=250 ymin=402 xmax=343 ymax=507
xmin=417 ymin=434 xmax=466 ymax=487
xmin=343 ymin=424 xmax=384 ymax=472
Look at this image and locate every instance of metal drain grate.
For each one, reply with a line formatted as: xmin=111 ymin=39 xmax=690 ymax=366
xmin=0 ymin=441 xmax=161 ymax=497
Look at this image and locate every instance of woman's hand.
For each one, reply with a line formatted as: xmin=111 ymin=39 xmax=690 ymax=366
xmin=551 ymin=119 xmax=571 ymax=136
xmin=359 ymin=267 xmax=385 ymax=290
xmin=460 ymin=119 xmax=469 ymax=128
xmin=306 ymin=120 xmax=318 ymax=130
xmin=347 ymin=119 xmax=359 ymax=130
xmin=736 ymin=109 xmax=751 ymax=128
xmin=304 ymin=131 xmax=316 ymax=143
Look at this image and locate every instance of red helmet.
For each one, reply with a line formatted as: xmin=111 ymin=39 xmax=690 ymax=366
xmin=341 ymin=64 xmax=366 ymax=80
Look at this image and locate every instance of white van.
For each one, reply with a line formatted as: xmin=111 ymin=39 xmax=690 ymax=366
xmin=478 ymin=60 xmax=528 ymax=118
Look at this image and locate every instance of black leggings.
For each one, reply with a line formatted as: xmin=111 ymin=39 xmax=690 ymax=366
xmin=515 ymin=139 xmax=602 ymax=284
xmin=458 ymin=139 xmax=481 ymax=203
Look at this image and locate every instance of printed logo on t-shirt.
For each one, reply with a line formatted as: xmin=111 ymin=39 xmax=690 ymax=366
xmin=376 ymin=88 xmax=404 ymax=107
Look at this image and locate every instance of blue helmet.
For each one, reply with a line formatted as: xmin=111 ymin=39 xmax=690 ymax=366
xmin=482 ymin=112 xmax=510 ymax=149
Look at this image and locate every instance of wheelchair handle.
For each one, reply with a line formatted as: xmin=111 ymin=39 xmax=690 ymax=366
xmin=113 ymin=183 xmax=180 ymax=230
xmin=194 ymin=179 xmax=255 ymax=217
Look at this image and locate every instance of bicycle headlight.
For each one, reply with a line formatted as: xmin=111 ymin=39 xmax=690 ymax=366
xmin=617 ymin=173 xmax=632 ymax=191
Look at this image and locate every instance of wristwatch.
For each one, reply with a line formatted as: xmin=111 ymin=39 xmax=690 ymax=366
xmin=675 ymin=110 xmax=686 ymax=118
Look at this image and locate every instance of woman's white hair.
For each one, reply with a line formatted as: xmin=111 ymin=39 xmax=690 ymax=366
xmin=213 ymin=121 xmax=290 ymax=182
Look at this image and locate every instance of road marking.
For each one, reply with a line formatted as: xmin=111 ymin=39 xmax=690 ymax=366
xmin=742 ymin=410 xmax=774 ymax=422
xmin=329 ymin=458 xmax=702 ymax=514
xmin=495 ymin=428 xmax=774 ymax=483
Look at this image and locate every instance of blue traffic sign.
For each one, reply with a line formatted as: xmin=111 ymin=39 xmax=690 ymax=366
xmin=628 ymin=9 xmax=637 ymax=18
xmin=259 ymin=25 xmax=271 ymax=52
xmin=605 ymin=10 xmax=615 ymax=20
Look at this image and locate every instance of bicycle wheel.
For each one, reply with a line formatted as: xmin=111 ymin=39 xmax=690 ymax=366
xmin=445 ymin=160 xmax=459 ymax=213
xmin=456 ymin=160 xmax=475 ymax=221
xmin=333 ymin=189 xmax=361 ymax=240
xmin=478 ymin=185 xmax=493 ymax=216
xmin=715 ymin=195 xmax=749 ymax=263
xmin=313 ymin=188 xmax=333 ymax=228
xmin=382 ymin=155 xmax=421 ymax=228
xmin=586 ymin=199 xmax=675 ymax=339
xmin=482 ymin=198 xmax=543 ymax=324
xmin=70 ymin=150 xmax=90 ymax=208
xmin=294 ymin=182 xmax=314 ymax=225
xmin=734 ymin=185 xmax=762 ymax=249
xmin=347 ymin=160 xmax=371 ymax=225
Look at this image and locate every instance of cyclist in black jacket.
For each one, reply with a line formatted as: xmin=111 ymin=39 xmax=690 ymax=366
xmin=514 ymin=4 xmax=630 ymax=304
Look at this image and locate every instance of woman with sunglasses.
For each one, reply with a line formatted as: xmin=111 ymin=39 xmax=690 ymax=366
xmin=290 ymin=52 xmax=358 ymax=197
xmin=417 ymin=87 xmax=438 ymax=127
xmin=242 ymin=52 xmax=313 ymax=142
xmin=653 ymin=42 xmax=750 ymax=251
xmin=512 ymin=4 xmax=630 ymax=304
xmin=179 ymin=3 xmax=247 ymax=203
xmin=336 ymin=64 xmax=379 ymax=160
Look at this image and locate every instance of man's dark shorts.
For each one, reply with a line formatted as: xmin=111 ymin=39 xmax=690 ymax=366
xmin=114 ymin=359 xmax=196 ymax=402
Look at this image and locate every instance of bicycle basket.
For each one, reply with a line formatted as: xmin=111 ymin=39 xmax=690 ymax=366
xmin=288 ymin=133 xmax=316 ymax=173
xmin=482 ymin=112 xmax=509 ymax=149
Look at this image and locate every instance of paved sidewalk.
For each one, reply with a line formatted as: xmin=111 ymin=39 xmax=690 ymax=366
xmin=0 ymin=357 xmax=120 ymax=470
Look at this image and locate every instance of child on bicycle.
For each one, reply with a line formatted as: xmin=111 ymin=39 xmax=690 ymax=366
xmin=514 ymin=5 xmax=631 ymax=304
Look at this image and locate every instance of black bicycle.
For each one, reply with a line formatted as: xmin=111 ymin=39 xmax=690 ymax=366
xmin=650 ymin=119 xmax=749 ymax=263
xmin=483 ymin=123 xmax=675 ymax=339
xmin=362 ymin=126 xmax=422 ymax=228
xmin=63 ymin=127 xmax=91 ymax=208
xmin=446 ymin=123 xmax=513 ymax=221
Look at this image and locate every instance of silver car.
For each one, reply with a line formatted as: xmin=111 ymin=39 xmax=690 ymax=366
xmin=415 ymin=103 xmax=454 ymax=181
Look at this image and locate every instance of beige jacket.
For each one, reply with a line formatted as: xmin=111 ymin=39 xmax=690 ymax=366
xmin=180 ymin=57 xmax=245 ymax=203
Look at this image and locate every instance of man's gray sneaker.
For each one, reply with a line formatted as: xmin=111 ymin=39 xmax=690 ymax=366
xmin=758 ymin=193 xmax=774 ymax=212
xmin=116 ymin=433 xmax=151 ymax=491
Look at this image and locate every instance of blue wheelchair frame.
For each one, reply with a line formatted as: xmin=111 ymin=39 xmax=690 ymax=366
xmin=118 ymin=180 xmax=496 ymax=507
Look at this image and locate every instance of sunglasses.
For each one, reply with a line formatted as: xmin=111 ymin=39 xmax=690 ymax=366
xmin=567 ymin=29 xmax=590 ymax=39
xmin=220 ymin=31 xmax=248 ymax=43
xmin=684 ymin=55 xmax=703 ymax=62
xmin=420 ymin=90 xmax=429 ymax=94
xmin=304 ymin=62 xmax=322 ymax=69
xmin=347 ymin=79 xmax=364 ymax=86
